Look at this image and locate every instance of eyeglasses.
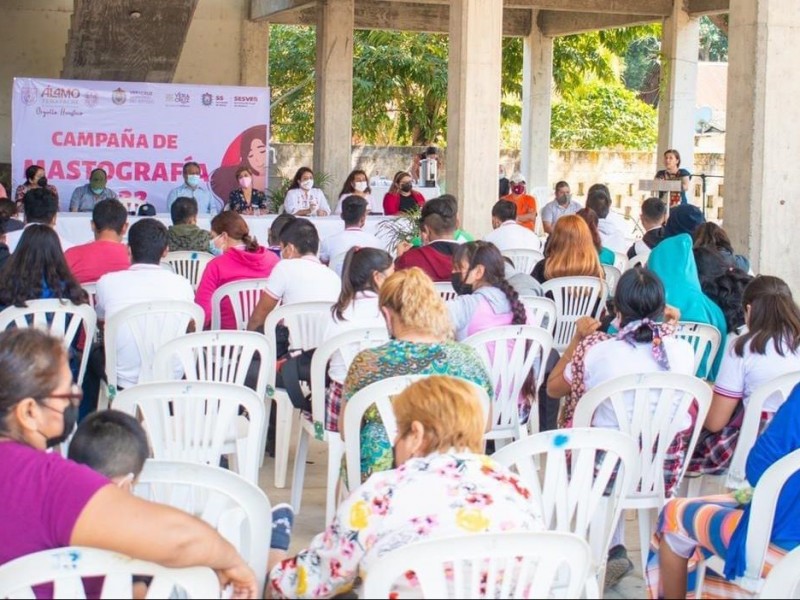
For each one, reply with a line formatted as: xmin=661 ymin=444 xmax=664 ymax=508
xmin=43 ymin=384 xmax=83 ymax=407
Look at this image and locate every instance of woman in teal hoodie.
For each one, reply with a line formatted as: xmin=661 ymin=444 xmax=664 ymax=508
xmin=647 ymin=233 xmax=727 ymax=380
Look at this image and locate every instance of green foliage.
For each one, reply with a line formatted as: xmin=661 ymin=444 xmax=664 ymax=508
xmin=376 ymin=206 xmax=422 ymax=253
xmin=551 ymin=82 xmax=657 ymax=150
xmin=269 ymin=26 xmax=316 ymax=143
xmin=699 ymin=16 xmax=728 ymax=61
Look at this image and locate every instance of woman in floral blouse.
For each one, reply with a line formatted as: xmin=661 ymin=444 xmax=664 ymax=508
xmin=342 ymin=267 xmax=494 ymax=483
xmin=228 ymin=166 xmax=269 ymax=214
xmin=268 ymin=376 xmax=544 ymax=599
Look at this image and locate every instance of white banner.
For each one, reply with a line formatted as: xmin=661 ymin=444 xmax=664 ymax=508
xmin=12 ymin=78 xmax=269 ymax=212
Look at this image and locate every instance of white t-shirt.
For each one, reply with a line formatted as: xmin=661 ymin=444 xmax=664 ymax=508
xmin=265 ymin=255 xmax=341 ymax=305
xmin=598 ymin=214 xmax=629 ymax=253
xmin=95 ymin=264 xmax=195 ymax=388
xmin=335 ymin=193 xmax=382 ymax=215
xmin=713 ymin=336 xmax=800 ymax=412
xmin=323 ymin=292 xmax=388 ymax=383
xmin=564 ymin=336 xmax=696 ymax=430
xmin=483 ymin=220 xmax=542 ymax=252
xmin=6 ymin=223 xmax=75 ymax=253
xmin=319 ymin=227 xmax=384 ymax=274
xmin=283 ymin=188 xmax=331 ymax=216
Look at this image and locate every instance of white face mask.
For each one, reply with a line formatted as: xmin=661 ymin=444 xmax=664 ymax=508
xmin=354 ymin=181 xmax=368 ymax=193
xmin=300 ymin=179 xmax=314 ymax=190
xmin=238 ymin=176 xmax=252 ymax=188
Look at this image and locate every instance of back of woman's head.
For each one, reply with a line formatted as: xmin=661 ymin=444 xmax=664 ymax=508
xmin=615 ymin=268 xmax=666 ymax=342
xmin=379 ymin=268 xmax=453 ymax=340
xmin=576 ymin=207 xmax=602 ymax=252
xmin=693 ymin=246 xmax=751 ymax=333
xmin=333 ymin=247 xmax=393 ymax=320
xmin=0 ymin=328 xmax=65 ymax=431
xmin=544 ymin=215 xmax=603 ymax=280
xmin=693 ymin=222 xmax=734 ymax=254
xmin=393 ymin=376 xmax=485 ymax=454
xmin=210 ymin=211 xmax=259 ymax=252
xmin=735 ymin=276 xmax=800 ymax=357
xmin=0 ymin=225 xmax=86 ymax=308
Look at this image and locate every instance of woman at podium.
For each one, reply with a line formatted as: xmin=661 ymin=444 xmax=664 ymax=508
xmin=654 ymin=148 xmax=691 ymax=206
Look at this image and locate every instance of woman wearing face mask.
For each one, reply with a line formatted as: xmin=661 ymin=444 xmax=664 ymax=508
xmin=283 ymin=167 xmax=331 ymax=217
xmin=0 ymin=329 xmax=259 ymax=597
xmin=336 ymin=169 xmax=380 ymax=215
xmin=382 ymin=171 xmax=425 ymax=216
xmin=228 ymin=166 xmax=270 ymax=214
xmin=15 ymin=164 xmax=59 ymax=208
xmin=194 ymin=211 xmax=278 ymax=330
xmin=69 ymin=168 xmax=118 ymax=212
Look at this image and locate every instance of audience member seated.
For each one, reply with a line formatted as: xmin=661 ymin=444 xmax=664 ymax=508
xmin=7 ymin=188 xmax=74 ymax=253
xmin=577 ymin=207 xmax=615 ymax=266
xmin=627 ymin=197 xmax=666 ymax=259
xmin=693 ymin=246 xmax=752 ymax=335
xmin=69 ymin=168 xmax=118 ymax=213
xmin=531 ymin=214 xmax=603 ymax=284
xmin=0 ymin=212 xmax=24 ymax=271
xmin=15 ymin=164 xmax=59 ymax=207
xmin=394 ymin=196 xmax=459 ymax=282
xmin=409 ymin=194 xmax=474 ymax=247
xmin=541 ymin=181 xmax=582 ymax=235
xmin=247 ymin=218 xmax=341 ymax=331
xmin=647 ymin=233 xmax=728 ymax=380
xmin=65 ymin=199 xmax=131 ymax=284
xmin=267 ymin=376 xmax=544 ymax=599
xmin=693 ymin=221 xmax=751 ymax=273
xmin=336 ymin=169 xmax=380 ymax=215
xmin=483 ymin=199 xmax=542 ymax=252
xmin=647 ymin=381 xmax=800 ymax=599
xmin=0 ymin=329 xmax=258 ymax=597
xmin=663 ymin=203 xmax=705 ymax=239
xmin=342 ymin=268 xmax=493 ymax=484
xmin=501 ymin=173 xmax=538 ymax=231
xmin=547 ymin=268 xmax=695 ymax=586
xmin=195 ymin=212 xmax=279 ymax=330
xmin=229 ymin=166 xmax=269 ymax=214
xmin=382 ymin=171 xmax=425 ymax=216
xmin=322 ymin=247 xmax=392 ymax=432
xmin=283 ymin=167 xmax=331 ymax=216
xmin=166 ymin=161 xmax=218 ymax=216
xmin=687 ymin=275 xmax=800 ymax=478
xmin=318 ymin=195 xmax=383 ymax=274
xmin=167 ymin=197 xmax=213 ymax=253
xmin=267 ymin=214 xmax=296 ymax=259
xmin=586 ymin=185 xmax=628 ymax=253
xmin=95 ymin=219 xmax=195 ymax=389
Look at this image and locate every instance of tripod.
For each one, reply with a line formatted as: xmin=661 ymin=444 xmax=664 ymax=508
xmin=693 ymin=173 xmax=725 ymax=220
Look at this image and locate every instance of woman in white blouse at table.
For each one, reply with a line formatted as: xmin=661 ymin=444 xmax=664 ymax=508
xmin=283 ymin=167 xmax=331 ymax=217
xmin=335 ymin=169 xmax=380 ymax=215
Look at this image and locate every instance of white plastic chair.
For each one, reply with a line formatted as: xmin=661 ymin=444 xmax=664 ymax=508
xmin=502 ymin=248 xmax=544 ymax=275
xmin=572 ymin=372 xmax=713 ymax=576
xmin=696 ymin=448 xmax=800 ymax=596
xmin=673 ymin=321 xmax=723 ymax=380
xmin=0 ymin=299 xmax=97 ymax=386
xmin=81 ymin=282 xmax=97 ymax=308
xmin=264 ymin=301 xmax=334 ymax=488
xmin=329 ymin=251 xmax=349 ymax=276
xmin=613 ymin=251 xmax=628 ymax=272
xmin=518 ymin=295 xmax=557 ymax=336
xmin=161 ymin=251 xmax=214 ymax=291
xmin=540 ymin=276 xmax=606 ymax=353
xmin=363 ymin=531 xmax=593 ymax=599
xmin=601 ymin=264 xmax=622 ymax=296
xmin=628 ymin=252 xmax=649 ymax=269
xmin=758 ymin=545 xmax=800 ymax=598
xmin=102 ymin=301 xmax=204 ymax=408
xmin=135 ymin=459 xmax=271 ymax=594
xmin=210 ymin=278 xmax=270 ymax=330
xmin=493 ymin=428 xmax=639 ymax=598
xmin=464 ymin=325 xmax=553 ymax=445
xmin=113 ymin=381 xmax=265 ymax=485
xmin=0 ymin=547 xmax=219 ymax=599
xmin=434 ymin=281 xmax=458 ymax=301
xmin=291 ymin=326 xmax=389 ymax=523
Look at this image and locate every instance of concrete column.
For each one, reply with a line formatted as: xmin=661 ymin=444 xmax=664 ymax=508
xmin=446 ymin=0 xmax=503 ymax=237
xmin=313 ymin=0 xmax=354 ymax=199
xmin=240 ymin=19 xmax=270 ymax=87
xmin=520 ymin=15 xmax=553 ymax=194
xmin=724 ymin=0 xmax=800 ymax=289
xmin=657 ymin=1 xmax=699 ymax=173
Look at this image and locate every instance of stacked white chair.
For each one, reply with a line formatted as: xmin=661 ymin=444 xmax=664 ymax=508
xmin=602 ymin=264 xmax=622 ymax=296
xmin=291 ymin=326 xmax=390 ymax=523
xmin=0 ymin=547 xmax=219 ymax=599
xmin=81 ymin=282 xmax=98 ymax=307
xmin=502 ymin=248 xmax=544 ymax=275
xmin=113 ymin=381 xmax=265 ymax=485
xmin=541 ymin=276 xmax=605 ymax=353
xmin=673 ymin=321 xmax=723 ymax=380
xmin=628 ymin=253 xmax=649 ymax=269
xmin=434 ymin=281 xmax=458 ymax=301
xmin=161 ymin=251 xmax=214 ymax=291
xmin=518 ymin=295 xmax=557 ymax=337
xmin=264 ymin=301 xmax=334 ymax=488
xmin=572 ymin=372 xmax=713 ymax=575
xmin=613 ymin=252 xmax=628 ymax=272
xmin=210 ymin=278 xmax=270 ymax=330
xmin=493 ymin=428 xmax=639 ymax=597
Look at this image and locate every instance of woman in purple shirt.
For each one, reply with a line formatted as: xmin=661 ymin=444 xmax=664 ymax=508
xmin=0 ymin=328 xmax=258 ymax=598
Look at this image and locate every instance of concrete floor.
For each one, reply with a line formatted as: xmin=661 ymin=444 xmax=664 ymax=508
xmin=258 ymin=431 xmax=646 ymax=599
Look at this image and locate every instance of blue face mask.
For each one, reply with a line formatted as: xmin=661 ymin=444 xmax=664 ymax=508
xmin=90 ymin=186 xmax=104 ymax=195
xmin=187 ymin=174 xmax=202 ymax=187
xmin=208 ymin=239 xmax=223 ymax=257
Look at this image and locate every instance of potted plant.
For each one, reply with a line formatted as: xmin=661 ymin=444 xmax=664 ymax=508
xmin=377 ymin=206 xmax=422 ymax=254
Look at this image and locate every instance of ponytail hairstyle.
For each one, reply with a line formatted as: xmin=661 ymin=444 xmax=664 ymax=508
xmin=454 ymin=241 xmax=526 ymax=325
xmin=332 ymin=247 xmax=393 ymax=321
xmin=734 ymin=275 xmax=800 ymax=357
xmin=576 ymin=207 xmax=603 ymax=253
xmin=210 ymin=211 xmax=259 ymax=252
xmin=613 ymin=268 xmax=666 ymax=343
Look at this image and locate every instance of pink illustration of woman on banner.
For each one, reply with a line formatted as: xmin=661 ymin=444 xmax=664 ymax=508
xmin=210 ymin=125 xmax=268 ymax=205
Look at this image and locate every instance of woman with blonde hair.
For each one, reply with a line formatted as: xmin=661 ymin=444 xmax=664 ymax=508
xmin=532 ymin=214 xmax=603 ymax=283
xmin=268 ymin=376 xmax=544 ymax=599
xmin=342 ymin=267 xmax=493 ymax=483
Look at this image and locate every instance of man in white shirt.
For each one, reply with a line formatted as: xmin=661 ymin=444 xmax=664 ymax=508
xmin=319 ymin=195 xmax=383 ymax=275
xmin=247 ymin=218 xmax=341 ymax=331
xmin=166 ymin=161 xmax=219 ymax=215
xmin=6 ymin=187 xmax=75 ymax=253
xmin=483 ymin=199 xmax=542 ymax=252
xmin=586 ymin=185 xmax=629 ymax=254
xmin=95 ymin=218 xmax=195 ymax=389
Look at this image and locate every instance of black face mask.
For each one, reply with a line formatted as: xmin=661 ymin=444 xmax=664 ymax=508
xmin=400 ymin=182 xmax=413 ymax=193
xmin=42 ymin=403 xmax=78 ymax=448
xmin=37 ymin=176 xmax=48 ymax=188
xmin=451 ymin=272 xmax=474 ymax=296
